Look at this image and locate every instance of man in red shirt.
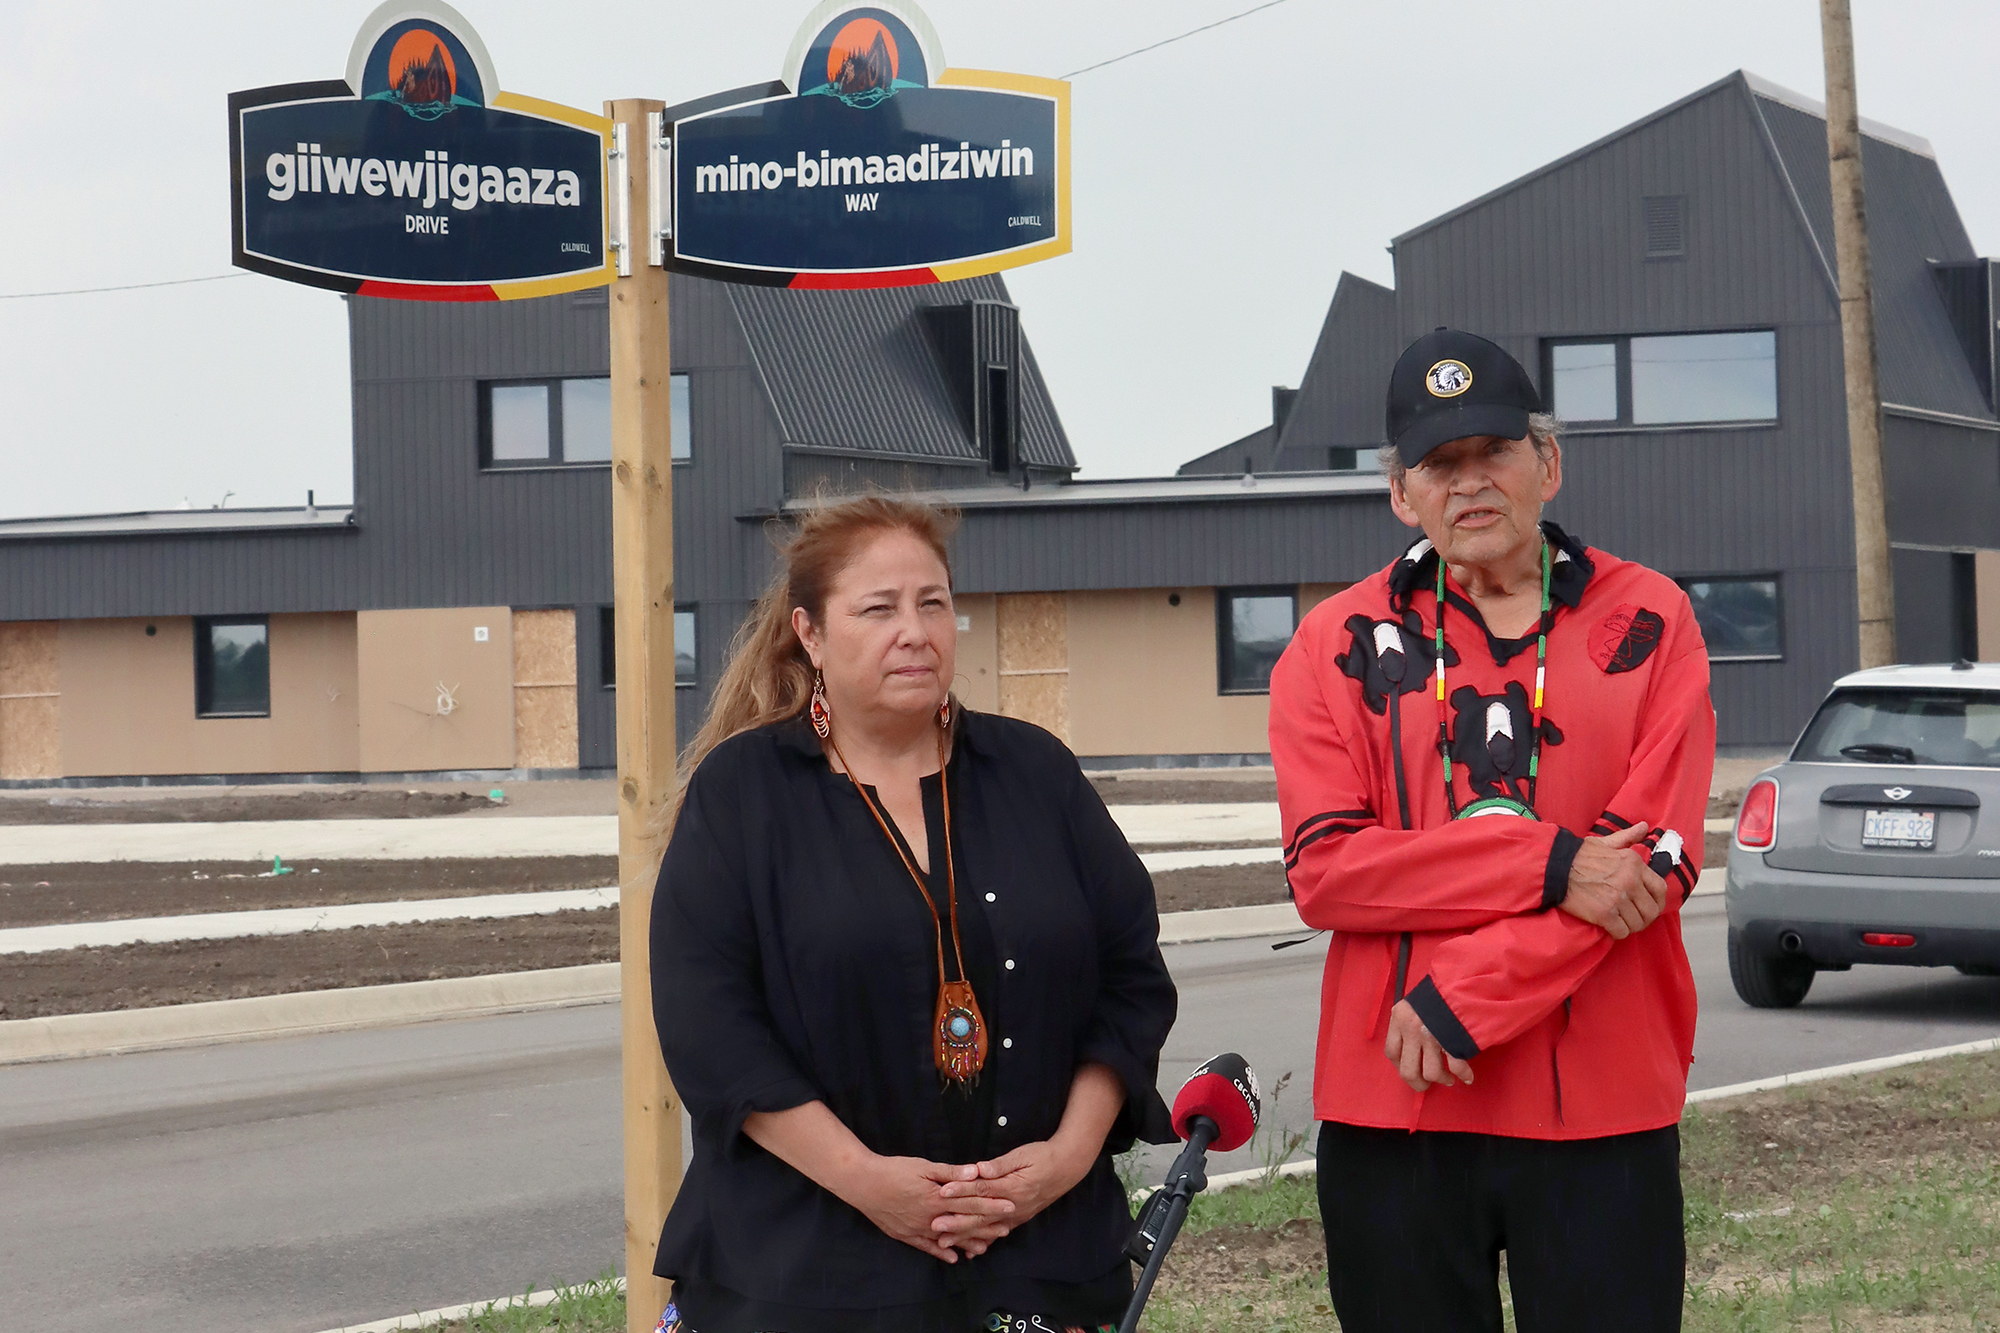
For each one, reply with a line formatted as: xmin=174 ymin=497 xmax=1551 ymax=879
xmin=1270 ymin=329 xmax=1713 ymax=1332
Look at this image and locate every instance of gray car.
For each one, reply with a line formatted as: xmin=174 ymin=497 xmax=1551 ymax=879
xmin=1726 ymin=662 xmax=2000 ymax=1008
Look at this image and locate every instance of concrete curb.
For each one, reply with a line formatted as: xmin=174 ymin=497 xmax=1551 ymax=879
xmin=0 ymin=963 xmax=619 ymax=1065
xmin=311 ymin=1278 xmax=627 ymax=1333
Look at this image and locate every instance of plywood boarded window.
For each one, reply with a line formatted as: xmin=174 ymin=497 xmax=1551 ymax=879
xmin=513 ymin=609 xmax=579 ymax=770
xmin=0 ymin=621 xmax=60 ymax=779
xmin=995 ymin=593 xmax=1069 ymax=742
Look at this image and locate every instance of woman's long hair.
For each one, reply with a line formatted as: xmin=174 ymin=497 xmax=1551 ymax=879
xmin=662 ymin=494 xmax=961 ymax=833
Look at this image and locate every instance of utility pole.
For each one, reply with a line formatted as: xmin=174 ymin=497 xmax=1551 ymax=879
xmin=1821 ymin=0 xmax=1897 ymax=667
xmin=607 ymin=95 xmax=681 ymax=1333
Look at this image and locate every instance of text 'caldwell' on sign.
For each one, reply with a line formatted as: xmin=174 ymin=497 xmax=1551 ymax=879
xmin=229 ymin=0 xmax=611 ymax=301
xmin=664 ymin=0 xmax=1070 ymax=288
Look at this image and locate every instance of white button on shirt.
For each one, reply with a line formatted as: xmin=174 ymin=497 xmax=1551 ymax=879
xmin=985 ymin=892 xmax=996 ymax=902
xmin=997 ymin=1116 xmax=1008 ymax=1127
xmin=1004 ymin=959 xmax=1015 ymax=970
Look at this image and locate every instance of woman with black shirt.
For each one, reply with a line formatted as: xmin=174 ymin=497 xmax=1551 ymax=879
xmin=650 ymin=496 xmax=1179 ymax=1333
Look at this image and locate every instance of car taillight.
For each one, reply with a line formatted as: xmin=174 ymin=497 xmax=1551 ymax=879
xmin=1736 ymin=778 xmax=1779 ymax=850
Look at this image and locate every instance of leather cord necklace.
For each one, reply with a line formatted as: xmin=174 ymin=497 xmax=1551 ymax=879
xmin=824 ymin=720 xmax=988 ymax=1087
xmin=1435 ymin=540 xmax=1553 ymax=819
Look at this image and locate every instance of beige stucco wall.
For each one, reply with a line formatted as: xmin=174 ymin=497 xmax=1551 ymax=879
xmin=356 ymin=608 xmax=515 ymax=773
xmin=59 ymin=614 xmax=360 ymax=777
xmin=1066 ymin=588 xmax=1276 ymax=758
xmin=951 ymin=593 xmax=999 ymax=713
xmin=1979 ymin=551 xmax=2000 ymax=662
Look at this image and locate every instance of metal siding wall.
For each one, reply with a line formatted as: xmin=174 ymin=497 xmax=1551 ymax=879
xmin=1884 ymin=415 xmax=2000 ymax=551
xmin=1891 ymin=548 xmax=1958 ymax=664
xmin=1393 ymin=80 xmax=1859 ymax=745
xmin=949 ymin=496 xmax=1411 ymax=594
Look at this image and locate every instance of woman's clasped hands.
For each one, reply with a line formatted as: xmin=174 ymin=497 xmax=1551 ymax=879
xmin=847 ymin=1137 xmax=1095 ymax=1262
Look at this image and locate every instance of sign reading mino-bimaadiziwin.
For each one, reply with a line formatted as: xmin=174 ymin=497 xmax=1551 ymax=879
xmin=665 ymin=1 xmax=1070 ymax=288
xmin=229 ymin=0 xmax=611 ymax=301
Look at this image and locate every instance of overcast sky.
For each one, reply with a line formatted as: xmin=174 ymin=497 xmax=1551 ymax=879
xmin=2 ymin=1 xmax=1995 ymax=520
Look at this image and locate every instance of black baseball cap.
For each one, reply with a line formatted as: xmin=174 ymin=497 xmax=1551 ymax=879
xmin=1385 ymin=328 xmax=1545 ymax=468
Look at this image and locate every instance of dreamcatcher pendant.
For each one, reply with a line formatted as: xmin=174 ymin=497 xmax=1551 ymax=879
xmin=934 ymin=979 xmax=988 ymax=1086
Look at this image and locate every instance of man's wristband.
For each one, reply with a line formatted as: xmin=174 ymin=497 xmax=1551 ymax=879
xmin=1543 ymin=828 xmax=1584 ymax=910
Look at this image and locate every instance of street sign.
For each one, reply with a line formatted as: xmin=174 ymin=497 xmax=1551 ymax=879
xmin=229 ymin=0 xmax=612 ymax=301
xmin=661 ymin=1 xmax=1070 ymax=288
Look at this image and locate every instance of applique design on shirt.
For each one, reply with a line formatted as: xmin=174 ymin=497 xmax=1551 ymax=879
xmin=1649 ymin=827 xmax=1685 ymax=879
xmin=1447 ymin=681 xmax=1564 ymax=804
xmin=1590 ymin=605 xmax=1666 ymax=674
xmin=1335 ymin=610 xmax=1458 ymax=715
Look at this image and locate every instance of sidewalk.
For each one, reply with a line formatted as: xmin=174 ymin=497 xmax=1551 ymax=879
xmin=0 ymin=803 xmax=1281 ymax=864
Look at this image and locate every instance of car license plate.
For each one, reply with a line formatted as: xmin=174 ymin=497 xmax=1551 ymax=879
xmin=1863 ymin=808 xmax=1936 ymax=849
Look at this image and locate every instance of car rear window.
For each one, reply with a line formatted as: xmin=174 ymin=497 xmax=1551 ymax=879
xmin=1793 ymin=688 xmax=2000 ymax=767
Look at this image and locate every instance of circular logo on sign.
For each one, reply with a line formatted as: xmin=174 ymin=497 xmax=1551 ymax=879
xmin=1427 ymin=359 xmax=1473 ymax=398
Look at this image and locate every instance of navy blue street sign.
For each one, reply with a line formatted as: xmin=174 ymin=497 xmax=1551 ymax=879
xmin=665 ymin=3 xmax=1070 ymax=289
xmin=230 ymin=1 xmax=611 ymax=301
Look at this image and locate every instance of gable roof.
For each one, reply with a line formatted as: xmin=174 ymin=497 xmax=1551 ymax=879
xmin=1275 ymin=272 xmax=1399 ymax=455
xmin=1745 ymin=81 xmax=1994 ymax=423
xmin=727 ymin=274 xmax=1076 ymax=470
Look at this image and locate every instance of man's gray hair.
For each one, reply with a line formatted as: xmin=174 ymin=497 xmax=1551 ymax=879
xmin=1376 ymin=412 xmax=1560 ymax=484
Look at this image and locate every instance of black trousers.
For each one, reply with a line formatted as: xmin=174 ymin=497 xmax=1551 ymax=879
xmin=1316 ymin=1121 xmax=1684 ymax=1333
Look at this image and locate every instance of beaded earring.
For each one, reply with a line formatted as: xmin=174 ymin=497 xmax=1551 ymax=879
xmin=810 ymin=669 xmax=831 ymax=739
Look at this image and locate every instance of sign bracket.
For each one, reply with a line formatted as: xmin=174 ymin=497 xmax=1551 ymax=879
xmin=609 ymin=121 xmax=632 ymax=277
xmin=648 ymin=112 xmax=672 ymax=265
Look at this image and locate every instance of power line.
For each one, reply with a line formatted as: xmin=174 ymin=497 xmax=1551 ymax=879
xmin=0 ymin=272 xmax=250 ymax=301
xmin=1060 ymin=0 xmax=1294 ymax=79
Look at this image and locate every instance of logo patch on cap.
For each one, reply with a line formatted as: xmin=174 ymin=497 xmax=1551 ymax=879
xmin=1426 ymin=359 xmax=1472 ymax=398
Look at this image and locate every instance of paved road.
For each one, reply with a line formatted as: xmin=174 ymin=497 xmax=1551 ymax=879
xmin=7 ymin=896 xmax=2000 ymax=1333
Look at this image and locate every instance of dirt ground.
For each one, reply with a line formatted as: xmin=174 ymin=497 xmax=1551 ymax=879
xmin=0 ymin=788 xmax=501 ymax=825
xmin=0 ymin=856 xmax=621 ymax=928
xmin=0 ymin=862 xmax=1284 ymax=1018
xmin=0 ymin=910 xmax=620 ymax=1020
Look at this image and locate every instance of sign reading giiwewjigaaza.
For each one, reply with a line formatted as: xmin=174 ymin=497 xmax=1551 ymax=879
xmin=666 ymin=1 xmax=1069 ymax=288
xmin=230 ymin=1 xmax=610 ymax=301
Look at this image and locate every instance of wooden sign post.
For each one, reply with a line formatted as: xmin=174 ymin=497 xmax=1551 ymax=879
xmin=606 ymin=95 xmax=681 ymax=1333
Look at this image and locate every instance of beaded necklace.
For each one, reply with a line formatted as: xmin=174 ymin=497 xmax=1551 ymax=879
xmin=1434 ymin=540 xmax=1553 ymax=818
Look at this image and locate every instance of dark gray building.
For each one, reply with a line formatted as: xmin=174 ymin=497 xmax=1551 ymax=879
xmin=1187 ymin=71 xmax=2000 ymax=748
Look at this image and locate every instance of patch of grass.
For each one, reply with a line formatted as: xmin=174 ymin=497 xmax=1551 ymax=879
xmin=1139 ymin=1050 xmax=2000 ymax=1331
xmin=428 ymin=1272 xmax=625 ymax=1333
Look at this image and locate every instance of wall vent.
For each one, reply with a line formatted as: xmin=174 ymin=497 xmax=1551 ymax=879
xmin=1644 ymin=195 xmax=1686 ymax=258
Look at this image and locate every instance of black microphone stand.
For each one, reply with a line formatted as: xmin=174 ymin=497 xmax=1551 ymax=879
xmin=1117 ymin=1116 xmax=1216 ymax=1333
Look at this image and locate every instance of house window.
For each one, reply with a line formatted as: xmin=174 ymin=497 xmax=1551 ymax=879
xmin=675 ymin=608 xmax=697 ymax=687
xmin=1217 ymin=588 xmax=1297 ymax=694
xmin=671 ymin=373 xmax=692 ymax=463
xmin=1679 ymin=576 xmax=1782 ymax=661
xmin=481 ymin=377 xmax=612 ymax=466
xmin=1544 ymin=331 xmax=1776 ymax=427
xmin=195 ymin=616 xmax=271 ymax=717
xmin=598 ymin=604 xmax=697 ymax=687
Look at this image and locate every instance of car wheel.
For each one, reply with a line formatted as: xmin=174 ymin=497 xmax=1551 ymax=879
xmin=1955 ymin=963 xmax=2000 ymax=978
xmin=1728 ymin=927 xmax=1815 ymax=1008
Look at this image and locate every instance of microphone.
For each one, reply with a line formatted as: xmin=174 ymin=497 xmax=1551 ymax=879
xmin=1170 ymin=1051 xmax=1262 ymax=1154
xmin=1119 ymin=1054 xmax=1263 ymax=1333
